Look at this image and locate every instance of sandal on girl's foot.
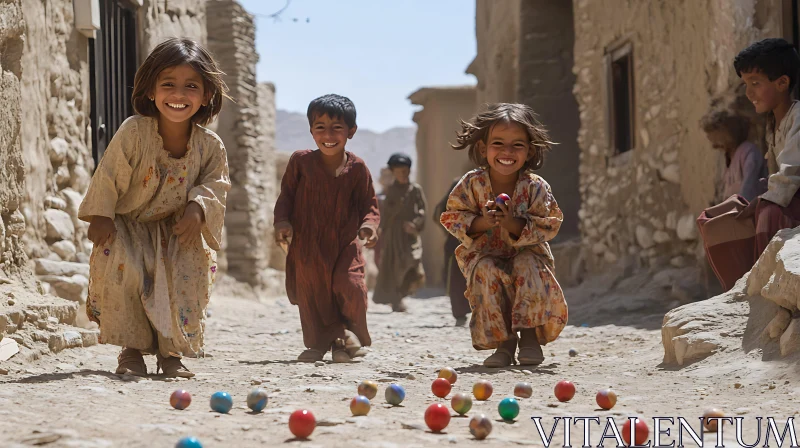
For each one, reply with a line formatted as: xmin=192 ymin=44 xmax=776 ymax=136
xmin=483 ymin=348 xmax=516 ymax=368
xmin=344 ymin=330 xmax=367 ymax=358
xmin=517 ymin=345 xmax=545 ymax=366
xmin=156 ymin=354 xmax=195 ymax=378
xmin=332 ymin=349 xmax=352 ymax=363
xmin=115 ymin=348 xmax=148 ymax=376
xmin=297 ymin=349 xmax=324 ymax=363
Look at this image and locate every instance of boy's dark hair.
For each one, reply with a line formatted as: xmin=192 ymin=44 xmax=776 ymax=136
xmin=734 ymin=38 xmax=800 ymax=90
xmin=131 ymin=38 xmax=231 ymax=126
xmin=700 ymin=109 xmax=750 ymax=146
xmin=388 ymin=153 xmax=412 ymax=168
xmin=451 ymin=103 xmax=554 ymax=171
xmin=307 ymin=94 xmax=357 ymax=128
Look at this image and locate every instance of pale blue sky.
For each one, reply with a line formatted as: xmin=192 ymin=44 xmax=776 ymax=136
xmin=237 ymin=0 xmax=477 ymax=133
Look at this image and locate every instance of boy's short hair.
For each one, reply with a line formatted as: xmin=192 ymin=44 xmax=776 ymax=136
xmin=734 ymin=38 xmax=800 ymax=90
xmin=699 ymin=109 xmax=750 ymax=146
xmin=307 ymin=94 xmax=357 ymax=128
xmin=387 ymin=153 xmax=412 ymax=168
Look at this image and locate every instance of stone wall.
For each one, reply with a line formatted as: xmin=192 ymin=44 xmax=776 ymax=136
xmin=20 ymin=0 xmax=93 ymax=304
xmin=0 ymin=0 xmax=28 ymax=284
xmin=207 ymin=0 xmax=274 ymax=289
xmin=517 ymin=1 xmax=581 ymax=240
xmin=409 ymin=86 xmax=477 ymax=288
xmin=139 ymin=0 xmax=207 ymax=56
xmin=258 ymin=82 xmax=278 ymax=269
xmin=572 ymin=0 xmax=782 ymax=274
xmin=466 ymin=0 xmax=520 ymax=109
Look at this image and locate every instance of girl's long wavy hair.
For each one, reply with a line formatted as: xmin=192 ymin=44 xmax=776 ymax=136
xmin=451 ymin=103 xmax=554 ymax=171
xmin=131 ymin=38 xmax=231 ymax=126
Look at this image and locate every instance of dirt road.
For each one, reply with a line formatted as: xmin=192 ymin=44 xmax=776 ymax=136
xmin=1 ymin=282 xmax=797 ymax=447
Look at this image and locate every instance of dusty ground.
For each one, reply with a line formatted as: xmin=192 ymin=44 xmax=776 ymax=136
xmin=2 ymin=277 xmax=800 ymax=448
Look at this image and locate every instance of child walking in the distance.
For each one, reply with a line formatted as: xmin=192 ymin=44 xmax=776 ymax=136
xmin=440 ymin=103 xmax=568 ymax=368
xmin=79 ymin=38 xmax=231 ymax=378
xmin=274 ymin=94 xmax=380 ymax=363
xmin=372 ymin=153 xmax=427 ymax=312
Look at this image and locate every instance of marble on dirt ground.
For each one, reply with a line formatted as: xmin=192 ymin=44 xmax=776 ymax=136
xmin=2 ymin=281 xmax=800 ymax=448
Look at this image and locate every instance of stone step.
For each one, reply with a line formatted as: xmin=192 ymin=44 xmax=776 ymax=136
xmin=1 ymin=284 xmax=97 ymax=364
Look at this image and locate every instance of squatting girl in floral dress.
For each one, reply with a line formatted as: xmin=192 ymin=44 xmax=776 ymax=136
xmin=79 ymin=38 xmax=231 ymax=378
xmin=440 ymin=103 xmax=568 ymax=368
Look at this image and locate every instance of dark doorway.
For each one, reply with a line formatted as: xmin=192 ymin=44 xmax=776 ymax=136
xmin=89 ymin=0 xmax=138 ymax=164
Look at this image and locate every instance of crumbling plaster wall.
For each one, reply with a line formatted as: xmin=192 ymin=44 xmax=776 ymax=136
xmin=467 ymin=0 xmax=520 ymax=109
xmin=409 ymin=87 xmax=476 ymax=288
xmin=207 ymin=0 xmax=275 ymax=289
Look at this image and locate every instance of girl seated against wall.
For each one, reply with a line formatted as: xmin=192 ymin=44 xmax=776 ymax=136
xmin=696 ymin=107 xmax=766 ymax=292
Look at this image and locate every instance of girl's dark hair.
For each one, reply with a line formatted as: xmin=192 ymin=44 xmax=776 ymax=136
xmin=451 ymin=103 xmax=554 ymax=171
xmin=699 ymin=109 xmax=750 ymax=146
xmin=131 ymin=38 xmax=231 ymax=126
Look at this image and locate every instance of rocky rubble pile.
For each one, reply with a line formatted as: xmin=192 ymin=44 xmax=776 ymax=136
xmin=0 ymin=281 xmax=98 ymax=368
xmin=662 ymin=227 xmax=800 ymax=366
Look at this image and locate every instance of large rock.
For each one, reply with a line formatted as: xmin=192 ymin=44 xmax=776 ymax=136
xmin=635 ymin=225 xmax=655 ymax=249
xmin=35 ymin=258 xmax=89 ymax=277
xmin=676 ymin=214 xmax=698 ymax=241
xmin=44 ymin=209 xmax=74 ymax=241
xmin=38 ymin=274 xmax=89 ymax=303
xmin=49 ymin=137 xmax=68 ymax=165
xmin=60 ymin=188 xmax=84 ymax=223
xmin=51 ymin=240 xmax=77 ymax=261
xmin=662 ymin=227 xmax=800 ymax=366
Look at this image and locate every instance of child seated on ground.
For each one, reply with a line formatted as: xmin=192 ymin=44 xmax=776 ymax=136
xmin=440 ymin=103 xmax=568 ymax=368
xmin=273 ymin=94 xmax=380 ymax=363
xmin=372 ymin=153 xmax=427 ymax=312
xmin=735 ymin=38 xmax=800 ymax=257
xmin=700 ymin=108 xmax=765 ymax=202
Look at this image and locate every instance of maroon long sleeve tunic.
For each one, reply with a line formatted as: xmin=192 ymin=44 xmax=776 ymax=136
xmin=273 ymin=150 xmax=380 ymax=351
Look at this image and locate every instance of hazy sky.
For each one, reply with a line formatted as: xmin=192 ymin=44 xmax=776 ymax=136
xmin=237 ymin=0 xmax=477 ymax=133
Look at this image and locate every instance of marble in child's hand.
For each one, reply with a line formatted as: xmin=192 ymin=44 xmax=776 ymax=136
xmin=496 ymin=193 xmax=511 ymax=205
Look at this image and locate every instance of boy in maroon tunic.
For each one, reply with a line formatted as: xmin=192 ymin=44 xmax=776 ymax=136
xmin=273 ymin=94 xmax=380 ymax=363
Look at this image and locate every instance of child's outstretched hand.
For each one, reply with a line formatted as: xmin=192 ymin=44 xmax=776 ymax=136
xmin=359 ymin=227 xmax=378 ymax=248
xmin=88 ymin=216 xmax=116 ymax=247
xmin=174 ymin=202 xmax=204 ymax=246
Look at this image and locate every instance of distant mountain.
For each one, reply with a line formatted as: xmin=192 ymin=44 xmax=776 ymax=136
xmin=275 ymin=109 xmax=417 ymax=186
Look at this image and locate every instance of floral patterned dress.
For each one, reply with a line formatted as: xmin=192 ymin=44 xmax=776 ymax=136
xmin=440 ymin=168 xmax=568 ymax=350
xmin=78 ymin=115 xmax=230 ymax=358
